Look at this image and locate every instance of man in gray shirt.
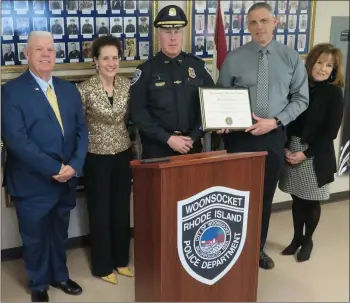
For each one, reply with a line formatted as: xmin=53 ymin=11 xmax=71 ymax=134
xmin=217 ymin=2 xmax=309 ymax=270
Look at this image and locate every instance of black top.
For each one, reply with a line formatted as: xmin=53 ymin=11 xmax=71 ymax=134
xmin=286 ymin=81 xmax=344 ymax=187
xmin=130 ymin=51 xmax=214 ymax=144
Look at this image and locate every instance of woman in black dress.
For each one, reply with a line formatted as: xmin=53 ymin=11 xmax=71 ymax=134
xmin=279 ymin=43 xmax=345 ymax=262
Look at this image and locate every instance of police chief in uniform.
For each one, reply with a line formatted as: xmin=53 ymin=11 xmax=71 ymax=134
xmin=130 ymin=5 xmax=214 ymax=159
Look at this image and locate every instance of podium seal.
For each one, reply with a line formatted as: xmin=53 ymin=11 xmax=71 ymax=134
xmin=177 ymin=186 xmax=250 ymax=285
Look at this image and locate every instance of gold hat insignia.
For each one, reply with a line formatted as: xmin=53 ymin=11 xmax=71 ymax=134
xmin=169 ymin=7 xmax=176 ymax=16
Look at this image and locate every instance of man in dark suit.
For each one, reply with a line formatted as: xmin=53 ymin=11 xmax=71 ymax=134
xmin=67 ymin=19 xmax=79 ymax=35
xmin=3 ymin=44 xmax=15 ymax=61
xmin=82 ymin=18 xmax=93 ymax=34
xmin=125 ymin=19 xmax=135 ymax=33
xmin=111 ymin=0 xmax=121 ymax=9
xmin=1 ymin=31 xmax=88 ymax=302
xmin=51 ymin=19 xmax=63 ymax=35
xmin=111 ymin=18 xmax=122 ymax=33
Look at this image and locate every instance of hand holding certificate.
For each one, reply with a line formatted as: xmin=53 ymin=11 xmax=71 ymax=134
xmin=199 ymin=88 xmax=253 ymax=131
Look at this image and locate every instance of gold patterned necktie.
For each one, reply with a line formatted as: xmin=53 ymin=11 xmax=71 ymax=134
xmin=46 ymin=84 xmax=64 ymax=133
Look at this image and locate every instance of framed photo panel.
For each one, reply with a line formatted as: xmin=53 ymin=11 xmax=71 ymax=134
xmin=187 ymin=0 xmax=316 ymax=63
xmin=1 ymin=0 xmax=158 ymax=74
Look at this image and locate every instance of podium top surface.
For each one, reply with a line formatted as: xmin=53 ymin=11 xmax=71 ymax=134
xmin=130 ymin=150 xmax=267 ymax=169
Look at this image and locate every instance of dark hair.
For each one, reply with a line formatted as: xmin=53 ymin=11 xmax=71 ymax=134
xmin=248 ymin=2 xmax=273 ymax=15
xmin=305 ymin=43 xmax=345 ymax=88
xmin=91 ymin=35 xmax=123 ymax=59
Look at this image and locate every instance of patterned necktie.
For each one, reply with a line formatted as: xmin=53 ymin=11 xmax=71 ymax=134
xmin=46 ymin=84 xmax=64 ymax=133
xmin=256 ymin=48 xmax=269 ymax=118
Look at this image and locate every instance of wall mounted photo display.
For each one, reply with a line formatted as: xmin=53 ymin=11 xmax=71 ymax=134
xmin=195 ymin=14 xmax=204 ymax=34
xmin=232 ymin=0 xmax=242 ymax=13
xmin=194 ymin=35 xmax=204 ymax=55
xmin=139 ymin=41 xmax=149 ymax=59
xmin=139 ymin=0 xmax=149 ymax=13
xmin=16 ymin=17 xmax=30 ymax=39
xmin=96 ymin=0 xmax=108 ymax=13
xmin=49 ymin=0 xmax=63 ymax=14
xmin=206 ymin=36 xmax=214 ymax=55
xmin=124 ymin=37 xmax=136 ymax=60
xmin=68 ymin=41 xmax=80 ymax=62
xmin=124 ymin=16 xmax=136 ymax=37
xmin=124 ymin=0 xmax=136 ymax=14
xmin=66 ymin=0 xmax=78 ymax=13
xmin=14 ymin=0 xmax=29 ymax=14
xmin=54 ymin=42 xmax=66 ymax=63
xmin=67 ymin=17 xmax=79 ymax=38
xmin=2 ymin=43 xmax=15 ymax=65
xmin=80 ymin=17 xmax=94 ymax=38
xmin=110 ymin=16 xmax=123 ymax=36
xmin=138 ymin=16 xmax=149 ymax=37
xmin=111 ymin=0 xmax=121 ymax=13
xmin=82 ymin=40 xmax=93 ymax=61
xmin=33 ymin=0 xmax=46 ymax=14
xmin=207 ymin=14 xmax=216 ymax=34
xmin=79 ymin=0 xmax=94 ymax=13
xmin=96 ymin=17 xmax=109 ymax=36
xmin=1 ymin=0 xmax=12 ymax=14
xmin=50 ymin=17 xmax=64 ymax=39
xmin=17 ymin=42 xmax=27 ymax=63
xmin=2 ymin=17 xmax=14 ymax=40
xmin=223 ymin=14 xmax=230 ymax=33
xmin=33 ymin=17 xmax=48 ymax=31
xmin=195 ymin=0 xmax=206 ymax=13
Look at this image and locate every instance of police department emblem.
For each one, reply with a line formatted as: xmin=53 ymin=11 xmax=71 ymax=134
xmin=131 ymin=69 xmax=142 ymax=86
xmin=177 ymin=186 xmax=250 ymax=285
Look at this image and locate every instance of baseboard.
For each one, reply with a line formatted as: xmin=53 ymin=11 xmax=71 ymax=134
xmin=2 ymin=191 xmax=348 ymax=262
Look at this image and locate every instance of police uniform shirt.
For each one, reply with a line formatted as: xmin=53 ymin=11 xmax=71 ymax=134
xmin=130 ymin=51 xmax=214 ymax=144
xmin=217 ymin=40 xmax=309 ymax=126
xmin=4 ymin=51 xmax=15 ymax=61
xmin=67 ymin=24 xmax=79 ymax=35
xmin=125 ymin=23 xmax=135 ymax=33
xmin=139 ymin=24 xmax=149 ymax=33
xmin=69 ymin=49 xmax=80 ymax=59
xmin=82 ymin=23 xmax=93 ymax=34
xmin=111 ymin=24 xmax=122 ymax=33
xmin=98 ymin=25 xmax=108 ymax=34
xmin=56 ymin=50 xmax=65 ymax=58
xmin=51 ymin=23 xmax=63 ymax=35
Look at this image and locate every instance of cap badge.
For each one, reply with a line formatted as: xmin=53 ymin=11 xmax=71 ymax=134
xmin=169 ymin=7 xmax=176 ymax=16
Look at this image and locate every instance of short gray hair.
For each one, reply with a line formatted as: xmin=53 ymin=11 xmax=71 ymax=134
xmin=27 ymin=31 xmax=53 ymax=47
xmin=248 ymin=2 xmax=274 ymax=15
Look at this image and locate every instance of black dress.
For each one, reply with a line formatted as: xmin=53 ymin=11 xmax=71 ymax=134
xmin=279 ymin=81 xmax=344 ymax=200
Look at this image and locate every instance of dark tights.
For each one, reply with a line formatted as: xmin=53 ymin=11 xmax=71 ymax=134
xmin=291 ymin=194 xmax=321 ymax=242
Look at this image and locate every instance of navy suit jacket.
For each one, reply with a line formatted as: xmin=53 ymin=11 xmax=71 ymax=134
xmin=1 ymin=71 xmax=88 ymax=199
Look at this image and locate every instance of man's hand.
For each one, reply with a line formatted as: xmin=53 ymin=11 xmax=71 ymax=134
xmin=52 ymin=164 xmax=76 ymax=182
xmin=216 ymin=129 xmax=230 ymax=134
xmin=286 ymin=151 xmax=306 ymax=165
xmin=245 ymin=113 xmax=277 ymax=136
xmin=167 ymin=136 xmax=193 ymax=154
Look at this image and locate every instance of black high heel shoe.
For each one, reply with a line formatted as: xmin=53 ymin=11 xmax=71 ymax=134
xmin=281 ymin=237 xmax=303 ymax=255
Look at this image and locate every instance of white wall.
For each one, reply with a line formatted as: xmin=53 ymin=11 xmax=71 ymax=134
xmin=1 ymin=1 xmax=349 ymax=249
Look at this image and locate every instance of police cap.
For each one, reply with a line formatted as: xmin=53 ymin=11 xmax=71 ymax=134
xmin=153 ymin=5 xmax=188 ymax=28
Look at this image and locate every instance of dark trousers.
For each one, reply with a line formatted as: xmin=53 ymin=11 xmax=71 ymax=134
xmin=224 ymin=128 xmax=286 ymax=251
xmin=14 ymin=187 xmax=75 ymax=291
xmin=141 ymin=138 xmax=203 ymax=159
xmin=84 ymin=148 xmax=133 ymax=277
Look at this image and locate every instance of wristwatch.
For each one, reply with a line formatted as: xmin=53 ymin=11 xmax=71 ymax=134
xmin=274 ymin=117 xmax=282 ymax=127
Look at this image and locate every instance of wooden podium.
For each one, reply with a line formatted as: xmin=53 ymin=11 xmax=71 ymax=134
xmin=130 ymin=151 xmax=266 ymax=302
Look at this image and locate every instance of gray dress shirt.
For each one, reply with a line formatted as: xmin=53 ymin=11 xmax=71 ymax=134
xmin=217 ymin=40 xmax=309 ymax=126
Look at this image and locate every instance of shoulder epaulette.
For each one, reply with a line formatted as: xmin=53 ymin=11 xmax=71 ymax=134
xmin=185 ymin=52 xmax=203 ymax=61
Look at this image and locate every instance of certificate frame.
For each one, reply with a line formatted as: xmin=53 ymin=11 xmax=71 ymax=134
xmin=1 ymin=0 xmax=159 ymax=76
xmin=199 ymin=87 xmax=254 ymax=131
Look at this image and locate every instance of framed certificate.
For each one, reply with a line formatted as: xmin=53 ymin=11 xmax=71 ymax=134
xmin=199 ymin=87 xmax=253 ymax=131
